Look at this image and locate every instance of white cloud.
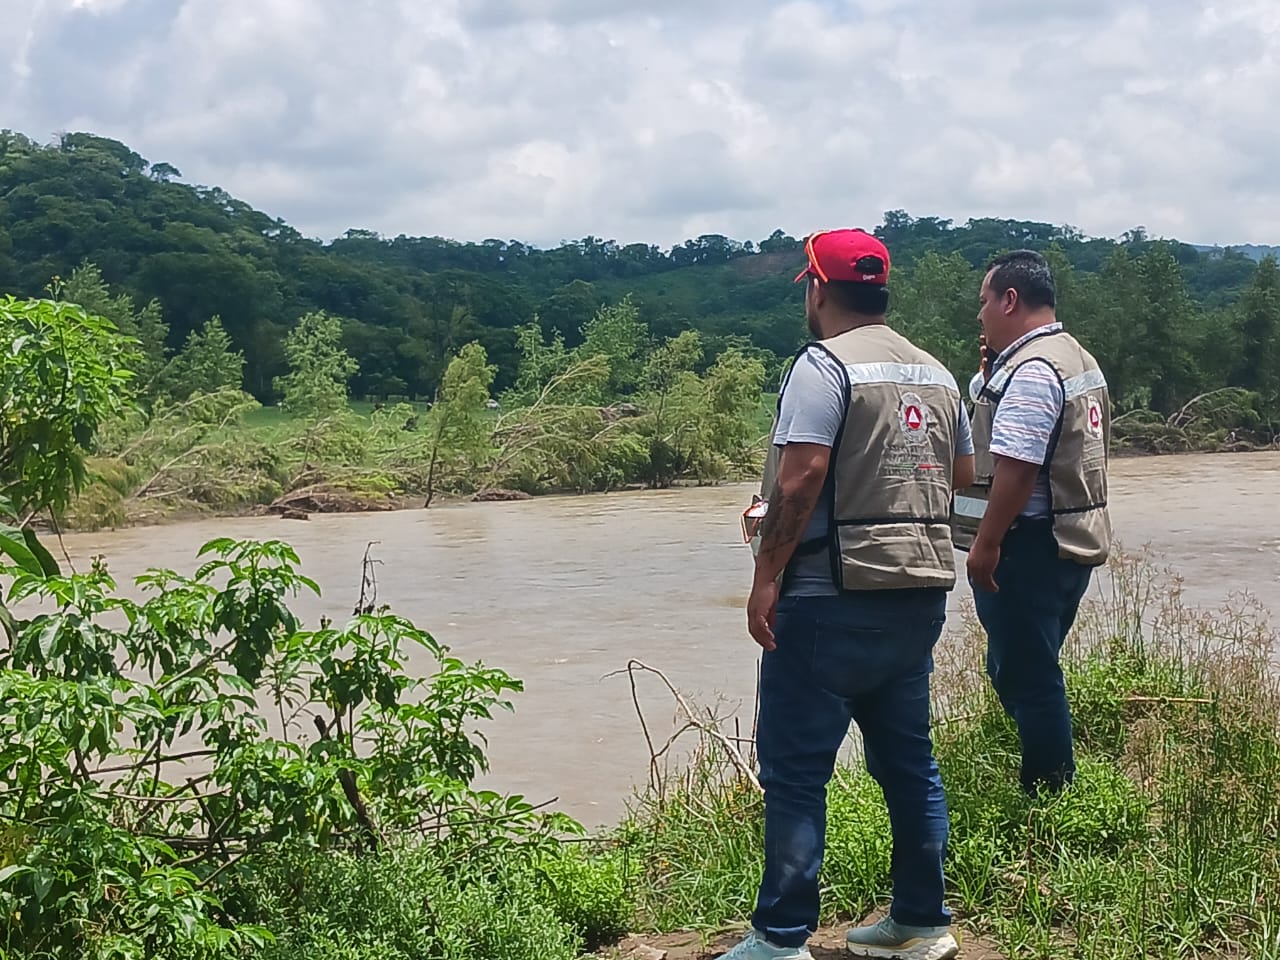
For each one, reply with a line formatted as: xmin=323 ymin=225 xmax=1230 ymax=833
xmin=5 ymin=0 xmax=1279 ymax=247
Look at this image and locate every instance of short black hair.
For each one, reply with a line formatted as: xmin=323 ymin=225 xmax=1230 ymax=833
xmin=986 ymin=250 xmax=1056 ymax=310
xmin=821 ymin=279 xmax=889 ymax=315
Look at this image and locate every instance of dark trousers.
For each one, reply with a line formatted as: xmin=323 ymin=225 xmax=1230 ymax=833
xmin=751 ymin=590 xmax=951 ymax=947
xmin=972 ymin=520 xmax=1093 ymax=795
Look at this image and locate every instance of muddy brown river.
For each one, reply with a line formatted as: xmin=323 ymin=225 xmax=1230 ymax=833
xmin=53 ymin=452 xmax=1280 ymax=827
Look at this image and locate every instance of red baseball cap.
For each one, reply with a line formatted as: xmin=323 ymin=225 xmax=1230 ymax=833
xmin=793 ymin=229 xmax=891 ymax=285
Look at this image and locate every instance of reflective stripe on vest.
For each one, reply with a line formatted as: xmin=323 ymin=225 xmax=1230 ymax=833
xmin=844 ymin=361 xmax=960 ymax=391
xmin=1063 ymin=368 xmax=1107 ymax=400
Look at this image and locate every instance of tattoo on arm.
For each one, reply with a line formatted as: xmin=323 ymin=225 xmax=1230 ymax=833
xmin=756 ymin=482 xmax=817 ymax=571
xmin=758 ymin=481 xmax=784 ymax=533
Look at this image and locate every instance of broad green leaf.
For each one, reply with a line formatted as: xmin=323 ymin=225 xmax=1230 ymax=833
xmin=0 ymin=864 xmax=32 ymax=884
xmin=32 ymin=867 xmax=53 ymax=903
xmin=0 ymin=526 xmax=43 ymax=577
xmin=22 ymin=527 xmax=60 ymax=577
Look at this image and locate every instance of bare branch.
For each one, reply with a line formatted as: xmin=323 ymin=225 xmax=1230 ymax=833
xmin=606 ymin=659 xmax=761 ymax=793
xmin=108 ymin=786 xmax=230 ymax=804
xmin=92 ymin=748 xmax=217 ymax=776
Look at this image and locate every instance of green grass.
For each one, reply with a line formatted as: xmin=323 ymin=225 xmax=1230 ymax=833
xmin=214 ymin=839 xmax=636 ymax=960
xmin=222 ymin=843 xmax=584 ymax=960
xmin=238 ymin=399 xmax=431 ymax=430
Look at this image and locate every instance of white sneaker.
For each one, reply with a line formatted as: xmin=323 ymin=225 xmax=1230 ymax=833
xmin=845 ymin=916 xmax=958 ymax=959
xmin=719 ymin=930 xmax=813 ymax=960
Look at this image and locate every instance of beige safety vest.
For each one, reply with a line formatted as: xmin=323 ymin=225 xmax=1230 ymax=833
xmin=951 ymin=328 xmax=1112 ymax=566
xmin=758 ymin=325 xmax=961 ymax=592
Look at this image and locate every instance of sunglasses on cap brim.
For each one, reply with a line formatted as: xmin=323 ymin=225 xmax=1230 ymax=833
xmin=793 ymin=230 xmax=834 ymax=284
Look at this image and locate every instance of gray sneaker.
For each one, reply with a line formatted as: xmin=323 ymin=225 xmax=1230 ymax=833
xmin=845 ymin=916 xmax=958 ymax=959
xmin=719 ymin=930 xmax=813 ymax=960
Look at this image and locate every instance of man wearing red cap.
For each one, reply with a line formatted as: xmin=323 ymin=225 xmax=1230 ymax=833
xmin=734 ymin=229 xmax=972 ymax=960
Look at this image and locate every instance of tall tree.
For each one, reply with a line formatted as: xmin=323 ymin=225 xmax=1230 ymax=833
xmin=274 ymin=311 xmax=359 ymax=418
xmin=423 ymin=342 xmax=496 ymax=507
xmin=889 ymin=251 xmax=977 ymax=379
xmin=3 ymin=129 xmax=1280 ymax=431
xmin=1234 ymin=255 xmax=1280 ymax=404
xmin=638 ymin=330 xmax=705 ymax=487
xmin=537 ymin=281 xmax=600 ymax=346
xmin=578 ymin=295 xmax=648 ymax=398
xmin=60 ymin=262 xmax=170 ymax=395
xmin=158 ymin=316 xmax=245 ymax=401
xmin=1132 ymin=245 xmax=1200 ymax=415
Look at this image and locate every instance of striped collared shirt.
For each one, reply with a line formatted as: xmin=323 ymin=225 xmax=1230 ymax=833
xmin=969 ymin=322 xmax=1065 ymax=517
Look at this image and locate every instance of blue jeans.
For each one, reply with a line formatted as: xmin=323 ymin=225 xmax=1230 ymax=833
xmin=751 ymin=589 xmax=950 ymax=947
xmin=972 ymin=520 xmax=1093 ymax=795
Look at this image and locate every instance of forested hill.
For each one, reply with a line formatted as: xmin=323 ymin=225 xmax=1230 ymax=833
xmin=2 ymin=130 xmax=1278 ymax=419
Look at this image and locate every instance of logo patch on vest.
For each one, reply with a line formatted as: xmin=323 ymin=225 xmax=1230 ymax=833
xmin=1086 ymin=397 xmax=1103 ymax=439
xmin=898 ymin=393 xmax=928 ymax=437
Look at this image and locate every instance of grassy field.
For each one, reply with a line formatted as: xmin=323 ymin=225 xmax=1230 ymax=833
xmin=238 ymin=399 xmax=430 ymax=430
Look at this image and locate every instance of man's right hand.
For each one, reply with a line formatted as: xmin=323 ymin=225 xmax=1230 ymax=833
xmin=966 ymin=535 xmax=1001 ymax=593
xmin=979 ymin=335 xmax=994 ymax=383
xmin=746 ymin=576 xmax=779 ymax=651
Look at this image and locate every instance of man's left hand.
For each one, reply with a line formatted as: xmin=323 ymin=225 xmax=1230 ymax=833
xmin=747 ymin=577 xmax=778 ymax=651
xmin=967 ymin=537 xmax=1001 ymax=593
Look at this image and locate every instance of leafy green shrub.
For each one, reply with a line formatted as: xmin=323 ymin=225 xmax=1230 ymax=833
xmin=1027 ymin=758 xmax=1150 ymax=857
xmin=0 ymin=536 xmax=580 ymax=958
xmin=0 ymin=293 xmax=602 ymax=959
xmin=433 ymin=867 xmax=580 ymax=960
xmin=0 ymin=296 xmax=137 ymax=517
xmin=226 ymin=845 xmax=436 ymax=958
xmin=225 ymin=844 xmax=580 ymax=960
xmin=538 ymin=846 xmax=634 ymax=949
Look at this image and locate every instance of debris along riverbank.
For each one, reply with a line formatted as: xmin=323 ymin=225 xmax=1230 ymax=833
xmin=55 ymin=333 xmax=1275 ymax=533
xmin=1111 ymin=387 xmax=1280 ymax=455
xmin=60 ymin=437 xmax=1280 ymax=532
xmin=57 ymin=382 xmax=1275 ymax=532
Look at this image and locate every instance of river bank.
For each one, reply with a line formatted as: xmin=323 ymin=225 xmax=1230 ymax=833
xmin=58 ymin=441 xmax=1280 ymax=534
xmin=609 ymin=555 xmax=1280 ymax=958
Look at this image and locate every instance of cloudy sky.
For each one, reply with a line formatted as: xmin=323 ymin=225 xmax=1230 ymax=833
xmin=4 ymin=0 xmax=1278 ymax=248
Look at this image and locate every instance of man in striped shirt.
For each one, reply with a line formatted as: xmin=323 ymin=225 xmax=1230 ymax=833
xmin=966 ymin=250 xmax=1110 ymax=796
xmin=967 ymin=323 xmax=1066 ymax=520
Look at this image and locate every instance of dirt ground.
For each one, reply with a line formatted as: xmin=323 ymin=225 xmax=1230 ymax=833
xmin=608 ymin=911 xmax=1007 ymax=960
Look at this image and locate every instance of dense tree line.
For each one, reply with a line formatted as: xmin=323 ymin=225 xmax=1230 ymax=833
xmin=2 ymin=130 xmax=1278 ymax=430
